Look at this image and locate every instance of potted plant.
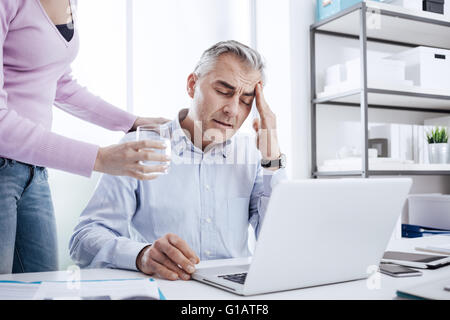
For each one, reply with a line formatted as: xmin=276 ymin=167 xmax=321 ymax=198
xmin=426 ymin=127 xmax=450 ymax=164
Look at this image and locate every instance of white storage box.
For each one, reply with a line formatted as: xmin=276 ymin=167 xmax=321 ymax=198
xmin=388 ymin=46 xmax=450 ymax=92
xmin=345 ymin=57 xmax=407 ymax=84
xmin=323 ymin=57 xmax=413 ymax=94
xmin=388 ymin=0 xmax=422 ymax=12
xmin=408 ymin=194 xmax=450 ymax=230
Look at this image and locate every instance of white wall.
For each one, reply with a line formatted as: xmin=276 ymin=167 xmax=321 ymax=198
xmin=132 ymin=0 xmax=252 ymax=120
xmin=289 ymin=0 xmax=316 ymax=179
xmin=255 ymin=0 xmax=293 ymax=178
xmin=254 ymin=0 xmax=316 ymax=180
xmin=50 ymin=0 xmax=128 ymax=270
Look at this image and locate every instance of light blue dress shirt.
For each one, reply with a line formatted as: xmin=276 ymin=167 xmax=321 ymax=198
xmin=69 ymin=109 xmax=286 ymax=271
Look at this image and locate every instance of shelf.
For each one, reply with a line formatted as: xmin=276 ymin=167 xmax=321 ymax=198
xmin=310 ymin=1 xmax=450 ymax=178
xmin=315 ymin=164 xmax=450 ymax=177
xmin=314 ymin=87 xmax=450 ymax=112
xmin=312 ymin=0 xmax=450 ymax=49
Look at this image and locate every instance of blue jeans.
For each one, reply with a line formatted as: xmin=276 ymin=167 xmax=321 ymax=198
xmin=0 ymin=157 xmax=58 ymax=274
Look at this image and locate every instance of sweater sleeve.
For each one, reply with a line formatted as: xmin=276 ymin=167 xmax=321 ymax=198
xmin=54 ymin=66 xmax=137 ymax=133
xmin=0 ymin=2 xmax=98 ymax=177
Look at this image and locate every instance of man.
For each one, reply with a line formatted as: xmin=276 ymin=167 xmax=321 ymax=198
xmin=69 ymin=40 xmax=286 ymax=281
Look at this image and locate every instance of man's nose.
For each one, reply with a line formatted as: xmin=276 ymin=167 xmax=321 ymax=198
xmin=223 ymin=96 xmax=240 ymax=117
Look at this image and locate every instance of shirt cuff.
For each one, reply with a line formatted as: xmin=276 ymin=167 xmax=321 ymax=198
xmin=112 ymin=239 xmax=150 ymax=271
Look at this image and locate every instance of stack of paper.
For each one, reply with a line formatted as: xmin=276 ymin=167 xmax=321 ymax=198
xmin=416 ymin=242 xmax=450 ymax=255
xmin=33 ymin=278 xmax=162 ymax=300
xmin=0 ymin=278 xmax=164 ymax=300
xmin=0 ymin=281 xmax=40 ymax=300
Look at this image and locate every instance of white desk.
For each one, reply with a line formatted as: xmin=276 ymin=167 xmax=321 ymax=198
xmin=1 ymin=236 xmax=449 ymax=300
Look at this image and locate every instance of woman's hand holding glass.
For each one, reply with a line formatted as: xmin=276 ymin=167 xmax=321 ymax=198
xmin=94 ymin=138 xmax=171 ymax=180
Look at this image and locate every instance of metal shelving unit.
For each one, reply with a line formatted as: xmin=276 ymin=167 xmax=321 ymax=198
xmin=310 ymin=0 xmax=450 ymax=178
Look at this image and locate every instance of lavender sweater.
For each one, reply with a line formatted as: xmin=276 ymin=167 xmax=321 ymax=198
xmin=0 ymin=0 xmax=137 ymax=177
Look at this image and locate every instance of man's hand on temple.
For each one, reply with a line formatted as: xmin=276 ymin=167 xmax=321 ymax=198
xmin=253 ymin=83 xmax=281 ymax=169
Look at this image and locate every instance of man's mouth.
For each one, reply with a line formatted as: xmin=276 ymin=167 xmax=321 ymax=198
xmin=212 ymin=119 xmax=233 ymax=128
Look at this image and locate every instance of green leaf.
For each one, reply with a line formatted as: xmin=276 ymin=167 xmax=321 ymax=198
xmin=427 ymin=126 xmax=449 ymax=144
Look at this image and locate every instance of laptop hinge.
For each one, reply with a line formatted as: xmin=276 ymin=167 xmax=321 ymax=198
xmin=202 ymin=279 xmax=237 ymax=291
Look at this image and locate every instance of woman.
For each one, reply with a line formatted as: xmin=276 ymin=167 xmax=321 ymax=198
xmin=0 ymin=0 xmax=169 ymax=274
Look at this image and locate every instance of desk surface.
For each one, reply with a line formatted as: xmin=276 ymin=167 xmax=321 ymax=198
xmin=1 ymin=236 xmax=450 ymax=300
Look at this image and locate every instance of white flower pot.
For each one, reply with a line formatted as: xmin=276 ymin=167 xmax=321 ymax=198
xmin=428 ymin=143 xmax=450 ymax=164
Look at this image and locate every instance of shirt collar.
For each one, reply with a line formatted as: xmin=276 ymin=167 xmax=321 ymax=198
xmin=170 ymin=109 xmax=233 ymax=158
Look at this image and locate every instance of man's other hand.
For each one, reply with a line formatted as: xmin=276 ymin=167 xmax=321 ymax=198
xmin=136 ymin=233 xmax=200 ymax=281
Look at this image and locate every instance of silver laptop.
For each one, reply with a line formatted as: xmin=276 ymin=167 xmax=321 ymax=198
xmin=193 ymin=178 xmax=412 ymax=296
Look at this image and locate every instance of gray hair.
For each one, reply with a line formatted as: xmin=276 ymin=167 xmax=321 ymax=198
xmin=193 ymin=40 xmax=266 ymax=84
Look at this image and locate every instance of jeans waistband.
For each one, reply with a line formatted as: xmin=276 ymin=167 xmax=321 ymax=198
xmin=0 ymin=157 xmax=46 ymax=170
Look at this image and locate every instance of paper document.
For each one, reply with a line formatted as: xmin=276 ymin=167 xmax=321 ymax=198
xmin=397 ymin=276 xmax=450 ymax=300
xmin=0 ymin=281 xmax=41 ymax=300
xmin=33 ymin=278 xmax=161 ymax=300
xmin=416 ymin=242 xmax=450 ymax=256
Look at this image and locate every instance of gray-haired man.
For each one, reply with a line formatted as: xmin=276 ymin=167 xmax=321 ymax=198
xmin=69 ymin=40 xmax=287 ymax=281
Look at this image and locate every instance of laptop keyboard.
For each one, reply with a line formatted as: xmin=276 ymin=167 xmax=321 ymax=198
xmin=219 ymin=272 xmax=248 ymax=285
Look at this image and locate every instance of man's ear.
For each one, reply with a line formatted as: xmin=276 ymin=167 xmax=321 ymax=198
xmin=187 ymin=73 xmax=198 ymax=99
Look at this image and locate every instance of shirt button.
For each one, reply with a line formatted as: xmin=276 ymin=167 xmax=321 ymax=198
xmin=205 ymin=251 xmax=211 ymax=256
xmin=205 ymin=184 xmax=210 ymax=191
xmin=206 ymin=217 xmax=212 ymax=223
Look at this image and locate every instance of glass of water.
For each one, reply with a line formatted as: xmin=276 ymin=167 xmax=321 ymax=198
xmin=136 ymin=124 xmax=172 ymax=175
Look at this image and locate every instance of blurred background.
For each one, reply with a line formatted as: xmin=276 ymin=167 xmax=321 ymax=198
xmin=51 ymin=0 xmax=450 ymax=269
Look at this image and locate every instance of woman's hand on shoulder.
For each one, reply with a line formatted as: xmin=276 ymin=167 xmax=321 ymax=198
xmin=129 ymin=117 xmax=170 ymax=133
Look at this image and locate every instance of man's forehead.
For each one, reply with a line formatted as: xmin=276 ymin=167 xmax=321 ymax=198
xmin=209 ymin=54 xmax=261 ymax=85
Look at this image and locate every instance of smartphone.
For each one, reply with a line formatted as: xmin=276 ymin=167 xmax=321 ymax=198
xmin=379 ymin=263 xmax=422 ymax=278
xmin=382 ymin=251 xmax=450 ymax=269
